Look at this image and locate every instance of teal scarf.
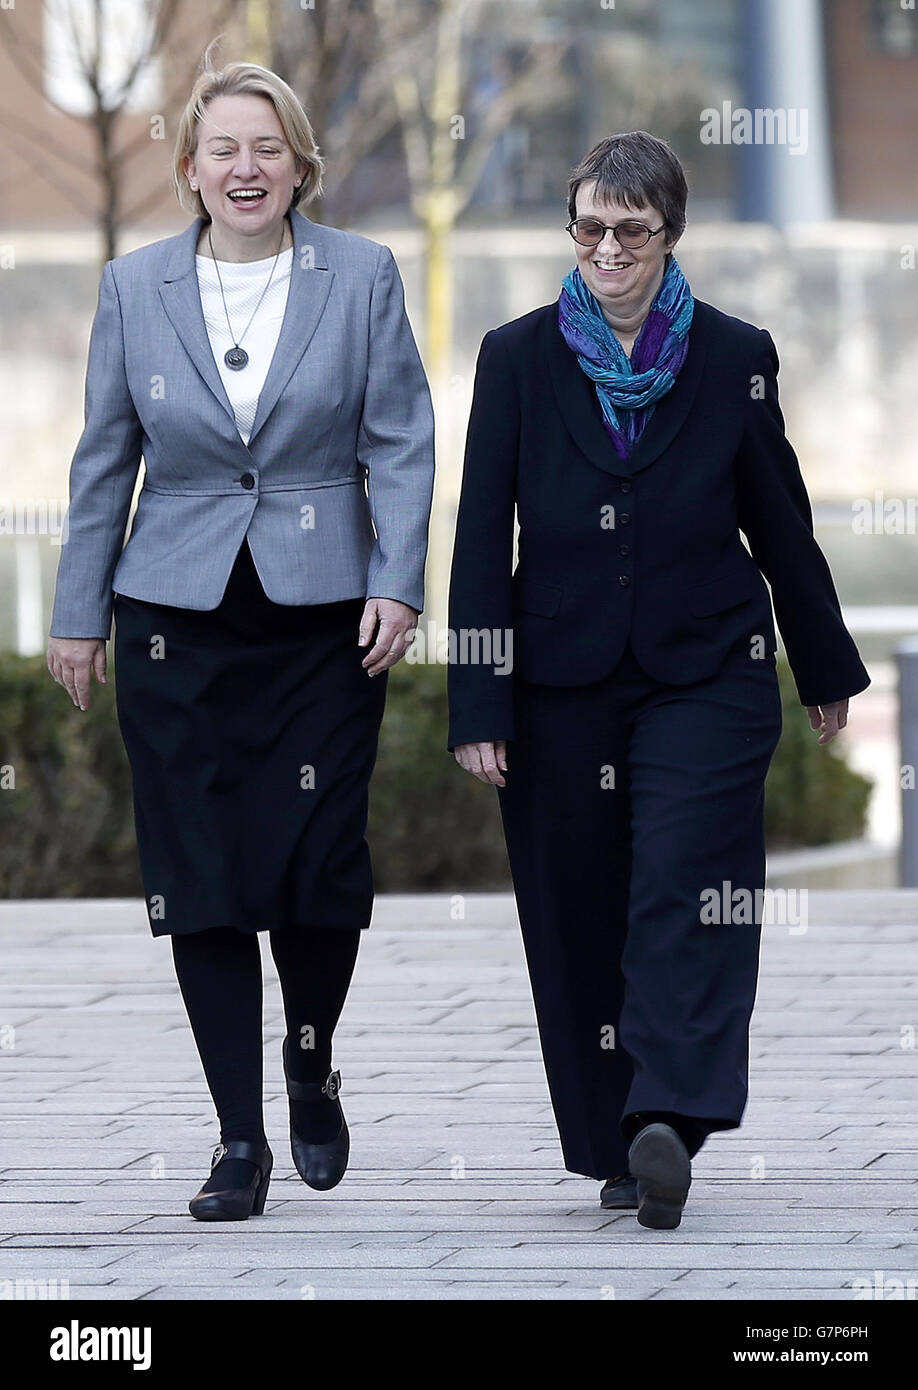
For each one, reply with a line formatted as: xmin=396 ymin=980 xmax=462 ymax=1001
xmin=558 ymin=256 xmax=694 ymax=460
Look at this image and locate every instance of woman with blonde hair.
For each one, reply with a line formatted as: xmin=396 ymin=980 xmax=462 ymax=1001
xmin=47 ymin=43 xmax=434 ymax=1220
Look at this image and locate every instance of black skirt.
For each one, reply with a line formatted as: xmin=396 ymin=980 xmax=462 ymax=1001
xmin=112 ymin=538 xmax=388 ymax=937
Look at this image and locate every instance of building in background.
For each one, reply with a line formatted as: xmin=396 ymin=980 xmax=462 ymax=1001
xmin=1 ymin=1 xmax=916 ymax=229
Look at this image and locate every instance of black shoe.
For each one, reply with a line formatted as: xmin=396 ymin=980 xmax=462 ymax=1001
xmin=627 ymin=1122 xmax=692 ymax=1230
xmin=188 ymin=1138 xmax=273 ymax=1221
xmin=283 ymin=1036 xmax=350 ymax=1191
xmin=599 ymin=1172 xmax=639 ymax=1209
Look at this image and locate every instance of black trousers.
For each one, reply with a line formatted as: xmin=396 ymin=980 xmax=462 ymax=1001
xmin=496 ymin=636 xmax=784 ymax=1180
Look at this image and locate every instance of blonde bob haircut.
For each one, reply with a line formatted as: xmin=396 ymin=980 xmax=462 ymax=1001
xmin=172 ymin=38 xmax=325 ymax=220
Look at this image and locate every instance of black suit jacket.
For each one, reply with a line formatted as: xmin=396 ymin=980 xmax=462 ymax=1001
xmin=446 ymin=296 xmax=870 ymax=750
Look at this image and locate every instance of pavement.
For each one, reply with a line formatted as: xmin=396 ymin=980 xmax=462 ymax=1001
xmin=0 ymin=891 xmax=916 ymax=1301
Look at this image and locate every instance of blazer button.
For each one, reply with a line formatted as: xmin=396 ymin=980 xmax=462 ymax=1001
xmin=619 ymin=513 xmax=631 ymax=525
xmin=618 ymin=574 xmax=631 ymax=586
xmin=619 ymin=544 xmax=631 ymax=556
xmin=620 ymin=481 xmax=632 ymax=493
xmin=240 ymin=472 xmax=255 ymax=489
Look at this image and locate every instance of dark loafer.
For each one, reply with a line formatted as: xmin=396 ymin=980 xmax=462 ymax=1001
xmin=283 ymin=1036 xmax=350 ymax=1191
xmin=188 ymin=1138 xmax=273 ymax=1221
xmin=627 ymin=1122 xmax=692 ymax=1230
xmin=600 ymin=1173 xmax=639 ymax=1209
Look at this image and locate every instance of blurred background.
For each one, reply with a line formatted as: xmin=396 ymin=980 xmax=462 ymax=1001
xmin=1 ymin=0 xmax=916 ymax=894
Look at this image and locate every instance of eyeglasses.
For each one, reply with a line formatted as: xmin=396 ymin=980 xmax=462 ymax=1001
xmin=566 ymin=217 xmax=665 ymax=249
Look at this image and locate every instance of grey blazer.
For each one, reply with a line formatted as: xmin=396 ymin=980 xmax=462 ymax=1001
xmin=49 ymin=207 xmax=435 ymax=638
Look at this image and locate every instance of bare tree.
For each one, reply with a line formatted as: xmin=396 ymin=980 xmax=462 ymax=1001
xmin=258 ymin=0 xmax=570 ymax=377
xmin=369 ymin=0 xmax=569 ymax=380
xmin=264 ymin=0 xmax=405 ymax=225
xmin=0 ymin=0 xmax=244 ymax=265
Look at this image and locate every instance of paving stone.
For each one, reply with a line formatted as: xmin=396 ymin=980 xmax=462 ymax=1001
xmin=1 ymin=891 xmax=916 ymax=1301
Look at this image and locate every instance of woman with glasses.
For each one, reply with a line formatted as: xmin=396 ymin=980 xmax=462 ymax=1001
xmin=447 ymin=131 xmax=869 ymax=1230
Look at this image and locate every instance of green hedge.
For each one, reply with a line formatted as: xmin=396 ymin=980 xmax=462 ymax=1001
xmin=0 ymin=650 xmax=871 ymax=896
xmin=0 ymin=654 xmax=139 ymax=897
xmin=763 ymin=653 xmax=873 ymax=850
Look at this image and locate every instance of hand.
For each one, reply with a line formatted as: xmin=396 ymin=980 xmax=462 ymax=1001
xmin=454 ymin=740 xmax=508 ymax=787
xmin=806 ymin=699 xmax=848 ymax=745
xmin=358 ymin=597 xmax=418 ymax=675
xmin=46 ymin=636 xmax=107 ymax=710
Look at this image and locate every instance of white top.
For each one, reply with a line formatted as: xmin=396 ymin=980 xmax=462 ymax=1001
xmin=195 ymin=247 xmax=293 ymax=445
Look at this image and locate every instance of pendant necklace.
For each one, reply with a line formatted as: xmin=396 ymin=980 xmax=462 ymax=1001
xmin=207 ymin=221 xmax=288 ymax=371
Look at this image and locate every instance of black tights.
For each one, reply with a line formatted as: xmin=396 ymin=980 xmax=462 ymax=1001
xmin=170 ymin=924 xmax=361 ymax=1146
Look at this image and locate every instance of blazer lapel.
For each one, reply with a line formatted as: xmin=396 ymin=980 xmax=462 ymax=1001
xmin=544 ymin=295 xmax=710 ymax=477
xmin=158 ymin=207 xmax=335 ymax=449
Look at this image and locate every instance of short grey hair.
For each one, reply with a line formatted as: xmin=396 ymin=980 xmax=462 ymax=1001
xmin=567 ymin=131 xmax=688 ymax=246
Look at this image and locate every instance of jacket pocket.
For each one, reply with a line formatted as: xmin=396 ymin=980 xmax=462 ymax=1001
xmin=512 ymin=577 xmax=563 ymax=619
xmin=689 ymin=569 xmax=756 ymax=618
